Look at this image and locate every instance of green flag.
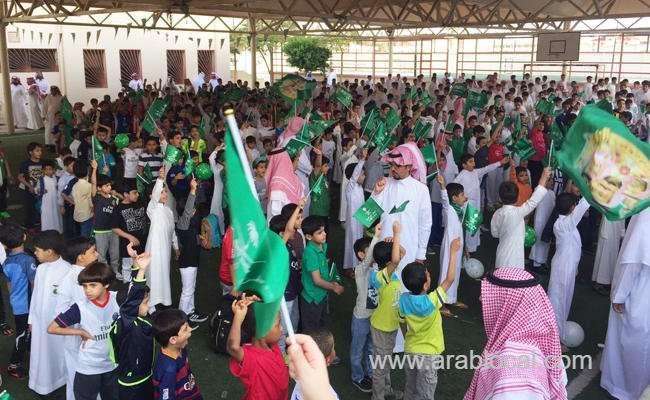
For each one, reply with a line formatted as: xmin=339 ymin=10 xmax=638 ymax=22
xmin=463 ymin=203 xmax=483 ymax=235
xmin=136 ymin=164 xmax=153 ymax=195
xmin=333 ymin=87 xmax=353 ymax=109
xmin=421 ymin=145 xmax=437 ymax=165
xmin=444 ymin=115 xmax=456 ymax=133
xmin=413 ymin=119 xmax=433 ymax=141
xmin=466 ymin=90 xmax=483 ymax=112
xmin=60 ymin=96 xmax=73 ymax=124
xmin=309 ymin=173 xmax=326 ymax=197
xmin=389 ymin=200 xmax=410 ymax=214
xmin=298 ymin=80 xmax=317 ymax=101
xmin=360 ymin=108 xmax=379 ymax=137
xmin=596 ymin=98 xmax=613 ymax=114
xmin=407 ymin=87 xmax=418 ymax=100
xmin=513 ymin=113 xmax=523 ymax=136
xmin=284 ymin=137 xmax=310 ymax=159
xmin=224 ymin=120 xmax=289 ymax=338
xmin=91 ymin=136 xmax=104 ymax=160
xmin=420 ymin=92 xmax=433 ymax=108
xmin=274 ymin=74 xmax=308 ymax=102
xmin=198 ymin=114 xmax=212 ymax=139
xmin=368 ymin=122 xmax=392 ymax=153
xmin=535 ymin=98 xmax=555 ymax=116
xmin=353 ymin=197 xmax=384 ymax=228
xmin=451 ymin=83 xmax=467 ymax=97
xmin=383 ymin=108 xmax=400 ymax=133
xmin=142 ymin=98 xmax=170 ymax=134
xmin=511 ymin=137 xmax=536 ymax=160
xmin=555 ymin=105 xmax=650 ymax=220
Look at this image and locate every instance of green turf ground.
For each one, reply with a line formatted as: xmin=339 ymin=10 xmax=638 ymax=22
xmin=0 ymin=132 xmax=616 ymax=399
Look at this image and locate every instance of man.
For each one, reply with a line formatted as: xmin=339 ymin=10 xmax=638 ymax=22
xmin=601 ymin=208 xmax=650 ymax=400
xmin=128 ymin=73 xmax=143 ymax=91
xmin=34 ymin=72 xmax=49 ymax=95
xmin=326 ymin=68 xmax=337 ymax=87
xmin=209 ymin=72 xmax=220 ymax=91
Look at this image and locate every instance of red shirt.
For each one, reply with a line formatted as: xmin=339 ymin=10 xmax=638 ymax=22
xmin=229 ymin=344 xmax=289 ymax=400
xmin=219 ymin=227 xmax=234 ymax=285
xmin=529 ymin=128 xmax=547 ymax=162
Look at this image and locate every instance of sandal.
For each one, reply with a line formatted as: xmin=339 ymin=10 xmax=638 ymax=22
xmin=1 ymin=322 xmax=14 ymax=336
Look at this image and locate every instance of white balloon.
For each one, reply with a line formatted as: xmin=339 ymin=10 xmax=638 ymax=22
xmin=464 ymin=258 xmax=484 ymax=279
xmin=563 ymin=321 xmax=585 ymax=348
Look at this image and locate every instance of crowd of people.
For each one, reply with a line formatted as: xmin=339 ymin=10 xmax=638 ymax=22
xmin=1 ymin=67 xmax=649 ymax=400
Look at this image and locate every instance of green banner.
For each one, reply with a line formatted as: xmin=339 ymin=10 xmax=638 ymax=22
xmin=353 ymin=197 xmax=384 ymax=228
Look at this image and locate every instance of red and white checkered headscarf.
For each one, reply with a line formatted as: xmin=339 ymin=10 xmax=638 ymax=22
xmin=464 ymin=268 xmax=567 ymax=400
xmin=381 ymin=143 xmax=427 ymax=184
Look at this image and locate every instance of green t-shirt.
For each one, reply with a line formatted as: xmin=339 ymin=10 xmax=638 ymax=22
xmin=308 ymin=172 xmax=330 ymax=217
xmin=301 ymin=241 xmax=332 ymax=304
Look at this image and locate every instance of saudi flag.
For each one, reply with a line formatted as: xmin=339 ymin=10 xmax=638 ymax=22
xmin=360 ymin=108 xmax=379 ymax=137
xmin=420 ymin=92 xmax=433 ymax=108
xmin=60 ymin=96 xmax=73 ymax=124
xmin=309 ymin=173 xmax=326 ymax=197
xmin=274 ymin=74 xmax=308 ymax=102
xmin=333 ymin=87 xmax=353 ymax=109
xmin=451 ymin=83 xmax=467 ymax=97
xmin=91 ymin=136 xmax=104 ymax=160
xmin=511 ymin=137 xmax=536 ymax=160
xmin=368 ymin=122 xmax=392 ymax=153
xmin=298 ymin=80 xmax=317 ymax=101
xmin=383 ymin=108 xmax=401 ymax=133
xmin=285 ymin=137 xmax=310 ymax=159
xmin=465 ymin=90 xmax=483 ymax=113
xmin=224 ymin=111 xmax=290 ymax=338
xmin=535 ymin=98 xmax=555 ymax=116
xmin=353 ymin=197 xmax=384 ymax=228
xmin=556 ymin=105 xmax=650 ymax=220
xmin=413 ymin=119 xmax=433 ymax=141
xmin=421 ymin=144 xmax=437 ymax=165
xmin=596 ymin=98 xmax=613 ymax=114
xmin=136 ymin=164 xmax=153 ymax=195
xmin=198 ymin=114 xmax=212 ymax=139
xmin=142 ymin=98 xmax=170 ymax=134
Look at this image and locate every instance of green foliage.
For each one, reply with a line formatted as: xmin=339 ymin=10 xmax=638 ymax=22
xmin=282 ymin=37 xmax=332 ymax=73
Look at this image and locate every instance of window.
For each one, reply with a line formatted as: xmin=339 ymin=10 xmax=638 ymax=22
xmin=167 ymin=50 xmax=186 ymax=84
xmin=119 ymin=49 xmax=142 ymax=86
xmin=8 ymin=48 xmax=58 ymax=72
xmin=83 ymin=49 xmax=107 ymax=88
xmin=197 ymin=50 xmax=214 ymax=77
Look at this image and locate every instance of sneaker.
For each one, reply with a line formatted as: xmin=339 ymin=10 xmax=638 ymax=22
xmin=188 ymin=320 xmax=201 ymax=331
xmin=188 ymin=312 xmax=209 ymax=323
xmin=330 ymin=356 xmax=341 ymax=366
xmin=352 ymin=378 xmax=372 ymax=393
xmin=7 ymin=364 xmax=26 ymax=379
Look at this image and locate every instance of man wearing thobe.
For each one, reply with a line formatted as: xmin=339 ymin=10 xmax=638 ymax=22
xmin=10 ymin=77 xmax=29 ymax=129
xmin=592 ymin=217 xmax=625 ymax=289
xmin=25 ymin=77 xmax=43 ymax=130
xmin=209 ymin=72 xmax=220 ymax=92
xmin=454 ymin=153 xmax=510 ymax=252
xmin=128 ymin=72 xmax=144 ymax=91
xmin=601 ymin=208 xmax=650 ymax=400
xmin=326 ymin=68 xmax=337 ymax=87
xmin=35 ymin=72 xmax=49 ymax=95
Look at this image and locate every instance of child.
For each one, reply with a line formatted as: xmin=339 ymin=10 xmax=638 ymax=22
xmin=28 ymin=231 xmax=71 ymax=397
xmin=548 ymin=192 xmax=590 ymax=347
xmin=592 ymin=215 xmax=626 ymax=294
xmin=245 ymin=135 xmax=260 ymax=163
xmin=453 ymin=153 xmax=509 ymax=252
xmin=97 ymin=140 xmax=117 ymax=178
xmin=369 ymin=221 xmax=404 ymax=400
xmin=300 ymin=215 xmax=344 ymax=332
xmin=253 ymin=157 xmax=268 ymax=213
xmin=122 ymin=135 xmax=143 ymax=187
xmin=58 ymin=236 xmax=98 ymax=400
xmin=91 ymin=159 xmax=121 ymax=280
xmin=437 ymin=174 xmax=466 ymax=313
xmin=350 ymin=225 xmax=381 ymax=393
xmin=110 ymin=246 xmax=155 ymax=400
xmin=176 ymin=178 xmax=208 ymax=324
xmin=291 ymin=329 xmax=339 ymax=399
xmin=17 ymin=142 xmax=43 ymax=229
xmin=227 ymin=295 xmax=288 ymax=400
xmin=343 ymin=150 xmax=367 ymax=271
xmin=508 ymin=164 xmax=533 ymax=206
xmin=138 ymin=137 xmax=164 ymax=179
xmin=218 ymin=225 xmax=234 ymax=295
xmin=58 ymin=156 xmax=78 ymax=237
xmin=72 ymin=160 xmax=94 ymax=238
xmin=399 ymin=236 xmax=462 ymax=399
xmin=48 ymin=262 xmax=119 ymax=399
xmin=0 ymin=224 xmax=36 ymax=379
xmin=151 ymin=309 xmax=202 ymax=399
xmin=308 ymin=151 xmax=331 ymax=222
xmin=187 ymin=126 xmax=207 ymax=161
xmin=39 ymin=160 xmax=63 ymax=233
xmin=528 ymin=177 xmax=557 ymax=272
xmin=112 ymin=181 xmax=148 ymax=282
xmin=491 ymin=167 xmax=551 ymax=269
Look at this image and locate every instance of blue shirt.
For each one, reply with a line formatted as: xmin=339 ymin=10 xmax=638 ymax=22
xmin=153 ymin=349 xmax=202 ymax=400
xmin=2 ymin=251 xmax=37 ymax=315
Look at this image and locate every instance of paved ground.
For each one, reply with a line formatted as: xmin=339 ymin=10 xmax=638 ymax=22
xmin=0 ymin=131 xmax=616 ymax=399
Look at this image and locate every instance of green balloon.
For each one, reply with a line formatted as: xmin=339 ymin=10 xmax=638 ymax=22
xmin=164 ymin=145 xmax=182 ymax=165
xmin=114 ymin=133 xmax=130 ymax=149
xmin=194 ymin=162 xmax=213 ymax=180
xmin=462 ymin=203 xmax=483 ymax=236
xmin=524 ymin=225 xmax=537 ymax=248
xmin=183 ymin=157 xmax=195 ymax=176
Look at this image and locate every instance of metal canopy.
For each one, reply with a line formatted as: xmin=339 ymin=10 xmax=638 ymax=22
xmin=2 ymin=1 xmax=650 ymax=36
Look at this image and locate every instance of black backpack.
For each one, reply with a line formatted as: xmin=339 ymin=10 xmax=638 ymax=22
xmin=209 ymin=294 xmax=236 ymax=354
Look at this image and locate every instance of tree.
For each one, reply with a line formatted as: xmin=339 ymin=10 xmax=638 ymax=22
xmin=282 ymin=37 xmax=332 ymax=74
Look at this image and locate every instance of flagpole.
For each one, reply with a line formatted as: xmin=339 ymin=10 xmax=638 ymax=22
xmin=225 ymin=108 xmax=297 ymax=343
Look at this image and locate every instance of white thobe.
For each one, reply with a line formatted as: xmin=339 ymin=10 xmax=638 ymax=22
xmin=128 ymin=79 xmax=143 ymax=91
xmin=208 ymin=151 xmax=225 ymax=234
xmin=438 ymin=189 xmax=464 ymax=304
xmin=600 ymin=208 xmax=650 ymax=400
xmin=40 ymin=175 xmax=62 ymax=233
xmin=296 ymin=150 xmax=313 ymax=215
xmin=453 ymin=162 xmax=501 ymax=252
xmin=145 ymin=178 xmax=179 ymax=309
xmin=36 ymin=78 xmax=50 ymax=95
xmin=26 ymin=88 xmax=43 ymax=130
xmin=338 ymin=151 xmax=358 ymax=222
xmin=592 ymin=218 xmax=625 ymax=285
xmin=11 ymin=84 xmax=29 ymax=128
xmin=547 ymin=198 xmax=590 ymax=341
xmin=28 ymin=257 xmax=71 ymax=395
xmin=343 ymin=161 xmax=365 ymax=269
xmin=529 ymin=190 xmax=556 ymax=266
xmin=491 ymin=186 xmax=547 ymax=269
xmin=42 ymin=95 xmax=62 ymax=145
xmin=209 ymin=79 xmax=220 ymax=91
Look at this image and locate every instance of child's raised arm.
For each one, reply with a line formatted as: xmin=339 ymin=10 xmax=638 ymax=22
xmin=440 ymin=238 xmax=462 ymax=291
xmin=386 ymin=221 xmax=402 ymax=275
xmin=90 ymin=159 xmax=98 ymax=197
xmin=282 ymin=198 xmax=306 ymax=243
xmin=227 ymin=295 xmax=256 ymax=363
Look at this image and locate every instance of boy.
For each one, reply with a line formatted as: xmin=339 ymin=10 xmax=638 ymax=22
xmin=39 ymin=160 xmax=63 ymax=233
xmin=138 ymin=137 xmax=163 ymax=179
xmin=253 ymin=158 xmax=268 ymax=213
xmin=0 ymin=224 xmax=36 ymax=379
xmin=58 ymin=237 xmax=98 ymax=400
xmin=300 ymin=216 xmax=344 ymax=332
xmin=245 ymin=136 xmax=260 ymax=163
xmin=28 ymin=231 xmax=71 ymax=397
xmin=508 ymin=164 xmax=533 ymax=206
xmin=453 ymin=153 xmax=509 ymax=252
xmin=529 ymin=177 xmax=557 ymax=272
xmin=72 ymin=160 xmax=94 ymax=238
xmin=548 ymin=192 xmax=590 ymax=348
xmin=350 ymin=225 xmax=381 ymax=393
xmin=91 ymin=159 xmax=121 ymax=280
xmin=112 ymin=181 xmax=148 ymax=281
xmin=308 ymin=152 xmax=331 ymax=222
xmin=48 ymin=262 xmax=119 ymax=400
xmin=343 ymin=151 xmax=367 ymax=271
xmin=370 ymin=221 xmax=404 ymax=400
xmin=399 ymin=236 xmax=462 ymax=400
xmin=491 ymin=167 xmax=551 ymax=270
xmin=58 ymin=156 xmax=78 ymax=237
xmin=152 ymin=309 xmax=202 ymax=399
xmin=437 ymin=174 xmax=466 ymax=313
xmin=122 ymin=135 xmax=143 ymax=187
xmin=291 ymin=329 xmax=339 ymax=400
xmin=110 ymin=245 xmax=155 ymax=399
xmin=17 ymin=142 xmax=43 ymax=229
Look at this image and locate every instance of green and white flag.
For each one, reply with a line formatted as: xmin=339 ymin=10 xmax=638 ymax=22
xmin=383 ymin=108 xmax=401 ymax=134
xmin=389 ymin=200 xmax=409 ymax=214
xmin=368 ymin=122 xmax=392 ymax=153
xmin=333 ymin=87 xmax=353 ymax=109
xmin=535 ymin=98 xmax=555 ymax=116
xmin=224 ymin=113 xmax=289 ymax=338
xmin=91 ymin=135 xmax=104 ymax=161
xmin=198 ymin=114 xmax=212 ymax=139
xmin=136 ymin=164 xmax=153 ymax=195
xmin=413 ymin=119 xmax=433 ymax=141
xmin=353 ymin=197 xmax=384 ymax=228
xmin=420 ymin=92 xmax=433 ymax=108
xmin=596 ymin=98 xmax=613 ymax=114
xmin=142 ymin=98 xmax=170 ymax=134
xmin=284 ymin=137 xmax=311 ymax=159
xmin=361 ymin=108 xmax=380 ymax=137
xmin=60 ymin=96 xmax=73 ymax=124
xmin=309 ymin=173 xmax=326 ymax=197
xmin=421 ymin=145 xmax=437 ymax=165
xmin=556 ymin=105 xmax=650 ymax=220
xmin=451 ymin=83 xmax=467 ymax=97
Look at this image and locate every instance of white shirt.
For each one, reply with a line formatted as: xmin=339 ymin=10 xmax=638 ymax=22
xmin=491 ymin=186 xmax=548 ymax=269
xmin=122 ymin=147 xmax=142 ymax=179
xmin=128 ymin=79 xmax=143 ymax=91
xmin=326 ymin=71 xmax=338 ymax=87
xmin=291 ymin=384 xmax=339 ymax=400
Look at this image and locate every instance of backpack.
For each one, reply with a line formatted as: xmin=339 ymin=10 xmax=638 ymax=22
xmin=209 ymin=294 xmax=236 ymax=354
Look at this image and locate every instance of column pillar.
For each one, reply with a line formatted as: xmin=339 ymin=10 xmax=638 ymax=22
xmin=250 ymin=16 xmax=257 ymax=85
xmin=0 ymin=4 xmax=14 ymax=134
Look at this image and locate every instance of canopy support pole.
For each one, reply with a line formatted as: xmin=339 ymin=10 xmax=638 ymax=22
xmin=0 ymin=4 xmax=15 ymax=134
